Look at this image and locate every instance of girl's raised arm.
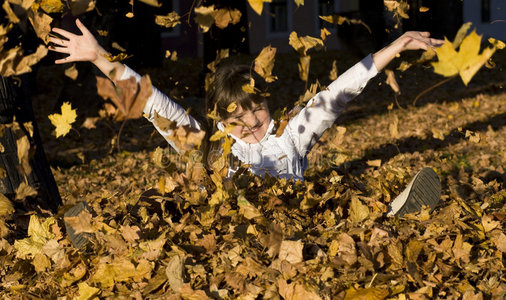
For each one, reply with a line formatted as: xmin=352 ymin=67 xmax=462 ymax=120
xmin=49 ymin=19 xmax=125 ymax=81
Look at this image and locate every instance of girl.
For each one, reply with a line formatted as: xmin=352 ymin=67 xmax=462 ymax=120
xmin=49 ymin=19 xmax=443 ymax=216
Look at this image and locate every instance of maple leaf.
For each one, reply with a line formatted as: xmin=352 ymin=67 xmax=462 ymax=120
xmin=96 ymin=75 xmax=152 ymax=120
xmin=254 ymin=45 xmax=278 ymax=82
xmin=48 ymin=102 xmax=77 ymax=138
xmin=248 ymin=0 xmax=272 ymax=15
xmin=14 ymin=215 xmax=56 ymax=258
xmin=432 ymin=30 xmax=497 ymax=86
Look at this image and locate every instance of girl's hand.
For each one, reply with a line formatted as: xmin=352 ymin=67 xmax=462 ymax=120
xmin=49 ymin=19 xmax=105 ymax=64
xmin=49 ymin=19 xmax=125 ymax=81
xmin=394 ymin=31 xmax=444 ymax=52
xmin=372 ymin=31 xmax=444 ymax=71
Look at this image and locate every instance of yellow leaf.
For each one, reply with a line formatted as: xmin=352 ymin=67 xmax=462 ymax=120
xmin=289 ymin=31 xmax=324 ymax=56
xmin=166 ymin=255 xmax=184 ymax=292
xmin=48 ymin=102 xmax=77 ymax=138
xmin=15 ymin=182 xmax=37 ymax=201
xmin=294 ymin=0 xmax=304 ymax=6
xmin=226 ymin=102 xmax=237 ymax=113
xmin=125 ymin=12 xmax=134 ymax=18
xmin=3 ymin=0 xmax=20 ymax=23
xmin=155 ymin=11 xmax=180 ymax=28
xmin=254 ymin=46 xmax=278 ymax=82
xmin=194 ymin=5 xmax=216 ymax=33
xmin=40 ymin=0 xmax=64 ymax=13
xmin=75 ymin=282 xmax=100 ymax=300
xmin=103 ymin=52 xmax=132 ymax=62
xmin=298 ymin=55 xmax=311 ymax=82
xmin=349 ymin=196 xmax=369 ymax=223
xmin=248 ymin=0 xmax=272 ymax=15
xmin=32 ymin=253 xmax=51 ymax=273
xmin=329 ymin=60 xmax=338 ymax=80
xmin=489 ymin=37 xmax=505 ymax=50
xmin=16 ymin=133 xmax=31 ymax=176
xmin=419 ymin=6 xmax=429 ymax=12
xmin=137 ymin=0 xmax=161 ymax=7
xmin=320 ymin=27 xmax=330 ymax=41
xmin=432 ymin=30 xmax=497 ymax=85
xmin=0 ymin=193 xmax=14 ymax=217
xmin=14 ymin=215 xmax=56 ymax=258
xmin=344 ymin=286 xmax=389 ymax=300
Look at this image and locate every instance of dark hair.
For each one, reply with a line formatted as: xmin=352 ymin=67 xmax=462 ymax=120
xmin=206 ymin=64 xmax=266 ymax=120
xmin=201 ymin=64 xmax=268 ymax=171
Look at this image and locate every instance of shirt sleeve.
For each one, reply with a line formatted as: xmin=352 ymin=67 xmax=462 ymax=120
xmin=120 ymin=65 xmax=201 ymax=153
xmin=286 ymin=54 xmax=378 ymax=156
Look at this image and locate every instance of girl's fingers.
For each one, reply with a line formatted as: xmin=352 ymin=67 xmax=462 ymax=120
xmin=49 ymin=36 xmax=68 ymax=46
xmin=55 ymin=56 xmax=76 ymax=64
xmin=51 ymin=28 xmax=76 ymax=39
xmin=75 ymin=19 xmax=90 ymax=35
xmin=49 ymin=45 xmax=71 ymax=54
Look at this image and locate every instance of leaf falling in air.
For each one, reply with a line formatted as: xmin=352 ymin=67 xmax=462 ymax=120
xmin=320 ymin=14 xmax=371 ymax=33
xmin=64 ymin=64 xmax=78 ymax=80
xmin=155 ymin=11 xmax=181 ymax=28
xmin=103 ymin=52 xmax=132 ymax=62
xmin=431 ymin=30 xmax=497 ymax=85
xmin=248 ymin=0 xmax=272 ymax=15
xmin=254 ymin=45 xmax=278 ymax=82
xmin=385 ymin=69 xmax=400 ymax=94
xmin=48 ymin=102 xmax=77 ymax=138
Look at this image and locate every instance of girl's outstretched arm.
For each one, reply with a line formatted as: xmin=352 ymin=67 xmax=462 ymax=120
xmin=372 ymin=31 xmax=444 ymax=71
xmin=49 ymin=19 xmax=125 ymax=81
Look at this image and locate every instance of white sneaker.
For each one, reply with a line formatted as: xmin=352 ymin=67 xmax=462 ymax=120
xmin=387 ymin=167 xmax=441 ymax=217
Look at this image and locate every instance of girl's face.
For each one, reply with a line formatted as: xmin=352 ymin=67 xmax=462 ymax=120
xmin=223 ymin=101 xmax=271 ymax=144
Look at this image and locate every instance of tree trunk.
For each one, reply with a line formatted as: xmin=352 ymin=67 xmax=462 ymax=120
xmin=0 ymin=75 xmax=62 ymax=213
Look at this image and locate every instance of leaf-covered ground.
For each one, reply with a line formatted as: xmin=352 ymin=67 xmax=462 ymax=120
xmin=1 ymin=50 xmax=505 ymax=299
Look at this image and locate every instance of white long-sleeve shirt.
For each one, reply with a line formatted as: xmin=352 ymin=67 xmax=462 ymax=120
xmin=121 ymin=54 xmax=378 ymax=181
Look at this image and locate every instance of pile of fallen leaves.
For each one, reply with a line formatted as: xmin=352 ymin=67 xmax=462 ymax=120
xmin=0 ymin=1 xmax=505 ymax=299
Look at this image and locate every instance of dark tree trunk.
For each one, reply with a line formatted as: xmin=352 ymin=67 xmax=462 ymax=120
xmin=0 ymin=75 xmax=62 ymax=213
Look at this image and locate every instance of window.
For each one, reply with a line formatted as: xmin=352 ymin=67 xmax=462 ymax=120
xmin=160 ymin=0 xmax=180 ymax=38
xmin=481 ymin=0 xmax=491 ymax=23
xmin=267 ymin=0 xmax=291 ymax=34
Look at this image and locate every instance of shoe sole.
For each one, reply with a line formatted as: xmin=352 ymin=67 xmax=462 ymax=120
xmin=388 ymin=167 xmax=441 ymax=217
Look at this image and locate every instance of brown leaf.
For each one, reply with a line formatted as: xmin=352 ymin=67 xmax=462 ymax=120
xmin=16 ymin=132 xmax=32 ymax=176
xmin=166 ymin=255 xmax=184 ymax=292
xmin=15 ymin=182 xmax=37 ymax=201
xmin=452 ymin=234 xmax=472 ymax=263
xmin=81 ymin=117 xmax=99 ymax=129
xmin=69 ymin=0 xmax=96 ymax=16
xmin=335 ymin=233 xmax=357 ymax=265
xmin=120 ymin=225 xmax=140 ymax=243
xmin=289 ymin=31 xmax=324 ymax=56
xmin=3 ymin=0 xmax=20 ymax=23
xmin=96 ymin=74 xmax=152 ymax=120
xmin=64 ymin=64 xmax=78 ymax=80
xmin=214 ymin=8 xmax=241 ymax=29
xmin=64 ymin=210 xmax=94 ymax=234
xmin=28 ymin=10 xmax=52 ymax=43
xmin=278 ymin=240 xmax=303 ymax=264
xmin=329 ymin=59 xmax=338 ymax=80
xmin=0 ymin=193 xmax=14 ymax=217
xmin=194 ymin=5 xmax=216 ymax=33
xmin=298 ymin=55 xmax=311 ymax=82
xmin=385 ymin=69 xmax=400 ymax=94
xmin=155 ymin=11 xmax=180 ymax=28
xmin=349 ymin=195 xmax=369 ymax=223
xmin=254 ymin=45 xmax=277 ymax=82
xmin=278 ymin=279 xmax=322 ymax=300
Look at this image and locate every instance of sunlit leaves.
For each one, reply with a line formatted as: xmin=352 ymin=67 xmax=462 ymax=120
xmin=384 ymin=0 xmax=410 ymax=19
xmin=39 ymin=0 xmax=65 ymax=14
xmin=431 ymin=30 xmax=497 ymax=85
xmin=194 ymin=6 xmax=241 ymax=32
xmin=155 ymin=11 xmax=180 ymax=28
xmin=103 ymin=52 xmax=132 ymax=62
xmin=254 ymin=45 xmax=278 ymax=82
xmin=14 ymin=215 xmax=56 ymax=258
xmin=289 ymin=31 xmax=324 ymax=56
xmin=319 ymin=14 xmax=371 ymax=33
xmin=0 ymin=45 xmax=48 ymax=77
xmin=248 ymin=0 xmax=272 ymax=15
xmin=48 ymin=102 xmax=77 ymax=138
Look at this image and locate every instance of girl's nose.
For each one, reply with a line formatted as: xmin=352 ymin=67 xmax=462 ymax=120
xmin=241 ymin=111 xmax=260 ymax=128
